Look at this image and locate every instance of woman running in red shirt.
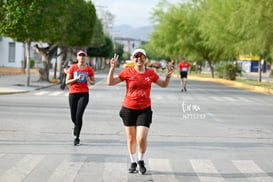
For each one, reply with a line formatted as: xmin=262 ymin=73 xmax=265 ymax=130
xmin=107 ymin=48 xmax=173 ymax=175
xmin=66 ymin=50 xmax=95 ymax=146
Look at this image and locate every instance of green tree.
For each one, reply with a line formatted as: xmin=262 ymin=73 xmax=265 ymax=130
xmin=35 ymin=0 xmax=96 ymax=81
xmin=150 ymin=0 xmax=273 ymax=79
xmin=114 ymin=42 xmax=124 ymax=62
xmin=87 ymin=35 xmax=113 ymax=58
xmin=199 ymin=0 xmax=273 ymax=81
xmin=141 ymin=42 xmax=166 ymax=61
xmin=231 ymin=0 xmax=273 ymax=82
xmin=149 ymin=0 xmax=179 ymax=59
xmin=0 ymin=0 xmax=97 ymax=83
xmin=150 ymin=0 xmax=217 ymax=77
xmin=89 ymin=18 xmax=106 ymax=48
xmin=0 ymin=0 xmax=48 ymax=86
xmin=85 ymin=18 xmax=113 ymax=70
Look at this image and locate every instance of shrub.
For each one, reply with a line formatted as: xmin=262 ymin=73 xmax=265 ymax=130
xmin=216 ymin=62 xmax=241 ymax=80
xmin=30 ymin=60 xmax=36 ymax=68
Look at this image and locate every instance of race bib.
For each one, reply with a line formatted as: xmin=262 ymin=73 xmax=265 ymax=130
xmin=74 ymin=72 xmax=88 ymax=82
xmin=182 ymin=67 xmax=188 ymax=71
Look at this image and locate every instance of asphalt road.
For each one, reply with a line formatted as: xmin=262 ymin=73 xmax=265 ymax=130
xmin=0 ymin=71 xmax=273 ymax=182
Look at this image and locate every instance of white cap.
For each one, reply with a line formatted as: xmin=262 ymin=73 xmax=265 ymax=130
xmin=132 ymin=48 xmax=146 ymax=57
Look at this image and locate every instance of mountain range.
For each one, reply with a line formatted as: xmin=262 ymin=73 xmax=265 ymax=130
xmin=109 ymin=24 xmax=153 ymax=41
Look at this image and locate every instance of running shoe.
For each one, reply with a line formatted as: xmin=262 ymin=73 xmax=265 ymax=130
xmin=128 ymin=162 xmax=137 ymax=173
xmin=184 ymin=87 xmax=187 ymax=92
xmin=138 ymin=160 xmax=146 ymax=175
xmin=74 ymin=138 xmax=80 ymax=146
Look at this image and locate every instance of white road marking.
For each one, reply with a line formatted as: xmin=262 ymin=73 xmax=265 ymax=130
xmin=47 ymin=157 xmax=85 ymax=182
xmin=232 ymin=160 xmax=273 ymax=182
xmin=34 ymin=91 xmax=49 ymax=96
xmin=49 ymin=91 xmax=64 ymax=96
xmin=190 ymin=159 xmax=225 ymax=182
xmin=102 ymin=158 xmax=127 ymax=182
xmin=149 ymin=158 xmax=178 ymax=182
xmin=0 ymin=155 xmax=44 ymax=182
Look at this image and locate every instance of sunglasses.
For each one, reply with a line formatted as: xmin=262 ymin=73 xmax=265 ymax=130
xmin=134 ymin=53 xmax=145 ymax=59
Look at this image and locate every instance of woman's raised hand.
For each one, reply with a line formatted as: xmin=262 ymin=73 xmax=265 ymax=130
xmin=110 ymin=54 xmax=119 ymax=69
xmin=166 ymin=63 xmax=174 ymax=77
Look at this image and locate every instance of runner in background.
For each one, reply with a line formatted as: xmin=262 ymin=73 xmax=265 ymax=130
xmin=66 ymin=50 xmax=95 ymax=146
xmin=178 ymin=57 xmax=190 ymax=92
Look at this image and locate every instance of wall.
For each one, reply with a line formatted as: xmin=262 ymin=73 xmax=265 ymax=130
xmin=0 ymin=37 xmax=43 ymax=69
xmin=0 ymin=37 xmax=24 ymax=68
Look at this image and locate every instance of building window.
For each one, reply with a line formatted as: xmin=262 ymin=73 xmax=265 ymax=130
xmin=9 ymin=42 xmax=15 ymax=63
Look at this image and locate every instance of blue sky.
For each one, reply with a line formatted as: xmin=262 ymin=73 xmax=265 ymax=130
xmin=92 ymin=0 xmax=184 ymax=28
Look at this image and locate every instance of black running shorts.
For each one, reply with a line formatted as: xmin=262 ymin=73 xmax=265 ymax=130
xmin=119 ymin=106 xmax=153 ymax=128
xmin=180 ymin=71 xmax=188 ymax=78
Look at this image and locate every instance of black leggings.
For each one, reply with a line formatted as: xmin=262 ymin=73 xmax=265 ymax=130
xmin=69 ymin=92 xmax=89 ymax=138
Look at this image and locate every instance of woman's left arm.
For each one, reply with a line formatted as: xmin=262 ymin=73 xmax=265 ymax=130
xmin=87 ymin=76 xmax=95 ymax=85
xmin=155 ymin=64 xmax=174 ymax=88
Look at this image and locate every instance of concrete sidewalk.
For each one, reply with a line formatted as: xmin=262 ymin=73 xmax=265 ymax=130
xmin=0 ymin=71 xmax=55 ymax=95
xmin=242 ymin=71 xmax=273 ymax=82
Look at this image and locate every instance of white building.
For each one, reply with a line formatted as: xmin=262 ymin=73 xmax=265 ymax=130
xmin=0 ymin=36 xmax=42 ymax=68
xmin=0 ymin=36 xmax=24 ymax=68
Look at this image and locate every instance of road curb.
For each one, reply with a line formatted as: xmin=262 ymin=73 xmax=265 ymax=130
xmin=0 ymin=88 xmax=30 ymax=95
xmin=188 ymin=75 xmax=273 ymax=95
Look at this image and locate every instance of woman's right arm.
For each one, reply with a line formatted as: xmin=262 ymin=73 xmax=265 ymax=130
xmin=107 ymin=54 xmax=121 ymax=86
xmin=66 ymin=73 xmax=81 ymax=85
